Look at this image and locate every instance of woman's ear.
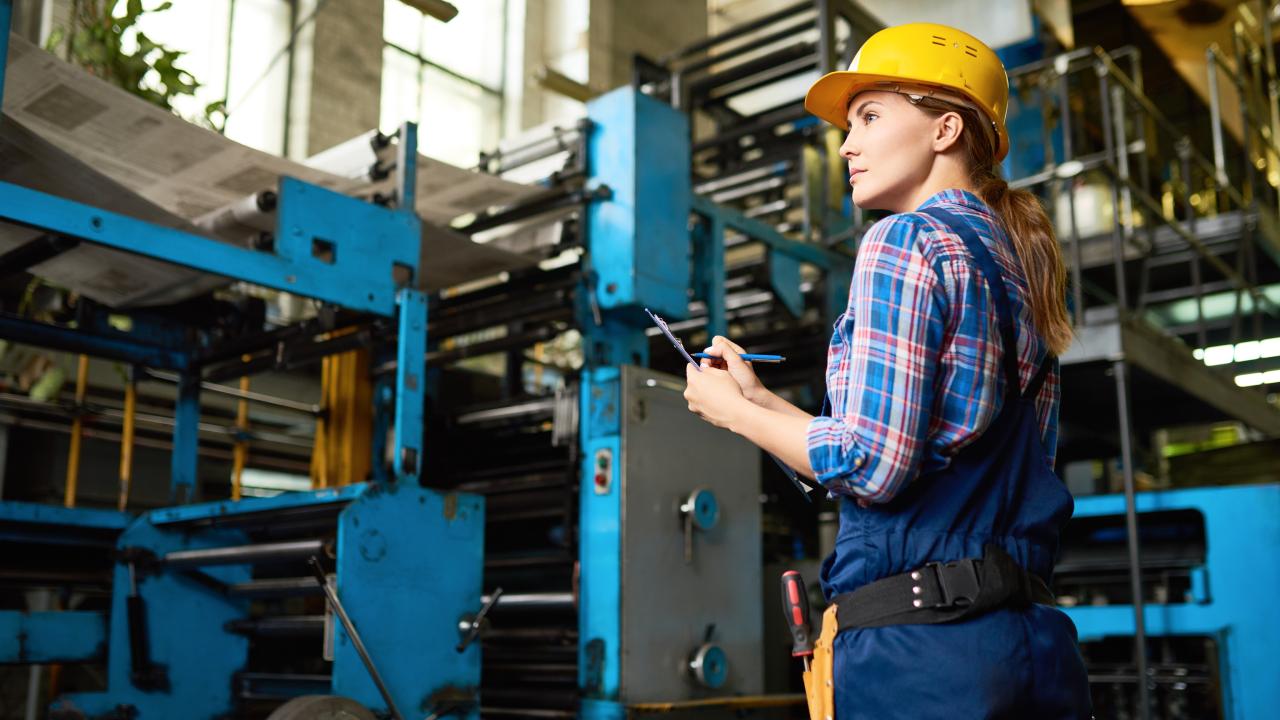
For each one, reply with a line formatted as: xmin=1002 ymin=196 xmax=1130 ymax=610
xmin=933 ymin=111 xmax=965 ymax=153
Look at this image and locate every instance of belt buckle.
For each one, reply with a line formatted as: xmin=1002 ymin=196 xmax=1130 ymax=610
xmin=928 ymin=559 xmax=980 ymax=608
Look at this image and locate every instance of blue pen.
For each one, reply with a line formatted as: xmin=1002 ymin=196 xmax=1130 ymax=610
xmin=693 ymin=352 xmax=785 ymax=363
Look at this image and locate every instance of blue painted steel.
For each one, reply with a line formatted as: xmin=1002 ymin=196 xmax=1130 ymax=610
xmin=169 ymin=372 xmax=201 ymax=504
xmin=690 ymin=490 xmax=719 ymax=530
xmin=148 ymin=483 xmax=367 ymax=525
xmin=394 ymin=289 xmax=427 ymax=483
xmin=690 ymin=194 xmax=848 ymax=270
xmin=332 ymin=484 xmax=483 ymax=719
xmin=578 ymin=367 xmax=623 ymax=700
xmin=0 ymin=610 xmax=107 ymax=663
xmin=0 ymin=501 xmax=131 ymax=547
xmin=826 ymin=264 xmax=853 ymax=328
xmin=83 ymin=306 xmax=190 ymax=351
xmin=0 ymin=501 xmax=132 ymax=529
xmin=692 ymin=214 xmax=727 ymax=341
xmin=0 ymin=313 xmax=188 ymax=369
xmin=586 ymin=89 xmax=691 ymax=319
xmin=0 ymin=178 xmax=419 ymax=317
xmin=580 ymin=698 xmax=626 ymax=720
xmin=587 ymin=378 xmax=620 ymax=438
xmin=273 ymin=177 xmax=421 ymax=315
xmin=1064 ymin=484 xmax=1280 ymax=720
xmin=61 ymin=519 xmax=252 ymax=719
xmin=769 ymin=250 xmax=804 ymax=318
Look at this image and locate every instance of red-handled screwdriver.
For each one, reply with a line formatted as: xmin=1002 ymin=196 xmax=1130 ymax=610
xmin=781 ymin=570 xmax=814 ymax=670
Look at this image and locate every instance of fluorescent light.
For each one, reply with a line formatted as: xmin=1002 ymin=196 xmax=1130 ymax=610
xmin=1193 ymin=349 xmax=1205 ymax=359
xmin=1235 ymin=341 xmax=1261 ymax=362
xmin=1236 ymin=373 xmax=1264 ymax=386
xmin=1204 ymin=345 xmax=1235 ymax=366
xmin=1262 ymin=338 xmax=1280 ymax=357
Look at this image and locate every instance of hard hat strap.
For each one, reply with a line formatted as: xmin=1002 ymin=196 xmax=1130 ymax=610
xmin=866 ymin=81 xmax=999 ymax=156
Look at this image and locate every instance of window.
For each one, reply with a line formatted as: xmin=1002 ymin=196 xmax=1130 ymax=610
xmin=381 ymin=0 xmax=505 ymax=168
xmin=127 ymin=0 xmax=294 ymax=155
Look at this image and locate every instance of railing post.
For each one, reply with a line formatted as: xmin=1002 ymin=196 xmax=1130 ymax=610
xmin=1114 ymin=359 xmax=1151 ymax=720
xmin=1058 ymin=59 xmax=1086 ymax=326
xmin=1097 ymin=62 xmax=1129 ymax=312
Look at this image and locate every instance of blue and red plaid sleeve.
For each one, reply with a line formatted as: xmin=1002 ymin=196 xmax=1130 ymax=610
xmin=806 ymin=213 xmax=946 ymax=503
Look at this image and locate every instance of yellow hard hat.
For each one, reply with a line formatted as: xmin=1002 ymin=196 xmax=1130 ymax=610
xmin=804 ymin=23 xmax=1011 ymax=162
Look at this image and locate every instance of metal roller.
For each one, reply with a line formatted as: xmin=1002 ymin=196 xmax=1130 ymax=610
xmin=482 ymin=592 xmax=574 ymax=610
xmin=163 ymin=539 xmax=326 ymax=569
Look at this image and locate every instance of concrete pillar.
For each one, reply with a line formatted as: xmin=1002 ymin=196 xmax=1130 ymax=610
xmin=306 ymin=0 xmax=384 ymax=157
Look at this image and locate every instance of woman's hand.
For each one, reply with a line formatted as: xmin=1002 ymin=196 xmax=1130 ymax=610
xmin=684 ymin=362 xmax=750 ymax=430
xmin=699 ymin=336 xmax=771 ymax=407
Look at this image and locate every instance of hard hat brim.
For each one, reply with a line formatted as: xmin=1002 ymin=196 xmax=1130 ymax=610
xmin=804 ymin=71 xmax=1010 ymax=162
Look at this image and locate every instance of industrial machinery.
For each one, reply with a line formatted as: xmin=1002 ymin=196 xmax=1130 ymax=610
xmin=426 ymin=85 xmax=857 ymax=718
xmin=1053 ymin=484 xmax=1280 ymax=719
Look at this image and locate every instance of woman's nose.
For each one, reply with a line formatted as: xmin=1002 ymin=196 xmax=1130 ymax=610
xmin=839 ymin=131 xmax=857 ymax=160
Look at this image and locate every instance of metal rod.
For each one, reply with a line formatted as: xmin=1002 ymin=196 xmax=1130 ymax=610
xmin=1097 ymin=65 xmax=1129 ymax=312
xmin=1059 ymin=68 xmax=1086 ymax=326
xmin=225 ymin=577 xmax=325 ymax=598
xmin=1179 ymin=144 xmax=1209 ymax=349
xmin=63 ymin=354 xmax=90 ymax=508
xmin=144 ymin=369 xmax=320 ymax=414
xmin=481 ymin=592 xmax=575 ymax=610
xmin=231 ymin=373 xmax=250 ymax=502
xmin=1207 ymin=45 xmax=1229 ymax=190
xmin=308 ymin=558 xmax=403 ymax=720
xmin=118 ymin=371 xmax=137 ymax=512
xmin=1113 ymin=359 xmax=1150 ymax=720
xmin=163 ymin=539 xmax=325 ymax=569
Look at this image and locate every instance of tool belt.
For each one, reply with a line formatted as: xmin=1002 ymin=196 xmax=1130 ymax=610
xmin=802 ymin=544 xmax=1055 ymax=720
xmin=831 ymin=543 xmax=1055 ymax=631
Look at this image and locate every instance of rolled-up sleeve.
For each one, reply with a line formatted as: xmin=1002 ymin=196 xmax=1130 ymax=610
xmin=807 ymin=216 xmax=946 ymax=504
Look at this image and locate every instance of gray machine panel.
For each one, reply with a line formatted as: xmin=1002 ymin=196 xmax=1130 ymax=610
xmin=620 ymin=365 xmax=763 ymax=702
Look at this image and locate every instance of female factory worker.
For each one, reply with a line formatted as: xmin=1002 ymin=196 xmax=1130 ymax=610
xmin=682 ymin=23 xmax=1091 ymax=720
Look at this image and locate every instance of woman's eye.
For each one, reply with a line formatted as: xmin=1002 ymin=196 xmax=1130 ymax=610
xmin=863 ymin=112 xmax=878 ymax=124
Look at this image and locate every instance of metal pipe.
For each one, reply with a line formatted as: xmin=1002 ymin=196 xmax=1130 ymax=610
xmin=226 ymin=577 xmax=325 ymax=598
xmin=117 ymin=370 xmax=137 ymax=512
xmin=63 ymin=354 xmax=89 ymax=508
xmin=144 ymin=369 xmax=320 ymax=415
xmin=456 ymin=398 xmax=557 ymax=425
xmin=226 ymin=616 xmax=325 ymax=636
xmin=1112 ymin=85 xmax=1134 ymax=239
xmin=1179 ymin=143 xmax=1209 ymax=349
xmin=1096 ymin=64 xmax=1129 ymax=312
xmin=659 ymin=0 xmax=813 ymax=65
xmin=231 ymin=374 xmax=250 ymax=501
xmin=1113 ymin=359 xmax=1150 ymax=720
xmin=1207 ymin=46 xmax=1228 ymax=190
xmin=1059 ymin=67 xmax=1086 ymax=326
xmin=308 ymin=558 xmax=403 ymax=720
xmin=163 ymin=539 xmax=326 ymax=569
xmin=482 ymin=592 xmax=575 ymax=610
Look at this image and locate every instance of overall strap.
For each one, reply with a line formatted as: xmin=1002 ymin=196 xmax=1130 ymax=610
xmin=919 ymin=207 xmax=1025 ymax=399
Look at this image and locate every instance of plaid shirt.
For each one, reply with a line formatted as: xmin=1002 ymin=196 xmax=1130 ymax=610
xmin=807 ymin=190 xmax=1059 ymax=504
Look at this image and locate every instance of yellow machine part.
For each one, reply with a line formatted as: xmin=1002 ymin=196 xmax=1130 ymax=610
xmin=311 ymin=328 xmax=373 ymax=488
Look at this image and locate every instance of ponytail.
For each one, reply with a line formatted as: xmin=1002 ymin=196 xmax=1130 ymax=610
xmin=913 ymin=98 xmax=1074 ymax=356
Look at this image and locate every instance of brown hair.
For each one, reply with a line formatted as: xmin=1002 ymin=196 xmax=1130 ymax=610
xmin=912 ymin=97 xmax=1074 ymax=356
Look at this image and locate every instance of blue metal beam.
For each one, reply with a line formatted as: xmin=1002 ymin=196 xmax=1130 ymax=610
xmin=148 ymin=482 xmax=367 ymax=525
xmin=0 ymin=314 xmax=188 ymax=369
xmin=0 ymin=610 xmax=108 ymax=663
xmin=170 ymin=372 xmax=201 ymax=505
xmin=0 ymin=1 xmax=11 ymax=105
xmin=0 ymin=178 xmax=419 ymax=317
xmin=0 ymin=501 xmax=132 ymax=529
xmin=394 ymin=289 xmax=427 ymax=483
xmin=691 ymin=194 xmax=851 ymax=270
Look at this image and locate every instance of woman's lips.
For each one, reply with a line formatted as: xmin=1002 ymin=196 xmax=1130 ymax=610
xmin=849 ymin=169 xmax=866 ymax=185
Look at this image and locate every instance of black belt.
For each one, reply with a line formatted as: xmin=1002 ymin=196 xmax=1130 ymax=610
xmin=831 ymin=544 xmax=1056 ymax=632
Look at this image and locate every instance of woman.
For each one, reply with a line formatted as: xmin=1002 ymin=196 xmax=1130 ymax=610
xmin=682 ymin=23 xmax=1092 ymax=719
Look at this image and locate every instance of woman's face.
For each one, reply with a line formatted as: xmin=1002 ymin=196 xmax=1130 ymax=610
xmin=839 ymin=91 xmax=942 ymax=213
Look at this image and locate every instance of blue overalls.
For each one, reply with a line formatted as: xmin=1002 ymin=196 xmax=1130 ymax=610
xmin=819 ymin=208 xmax=1092 ymax=719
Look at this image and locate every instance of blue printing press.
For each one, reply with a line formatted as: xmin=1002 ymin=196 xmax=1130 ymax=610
xmin=0 ymin=4 xmax=859 ymax=713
